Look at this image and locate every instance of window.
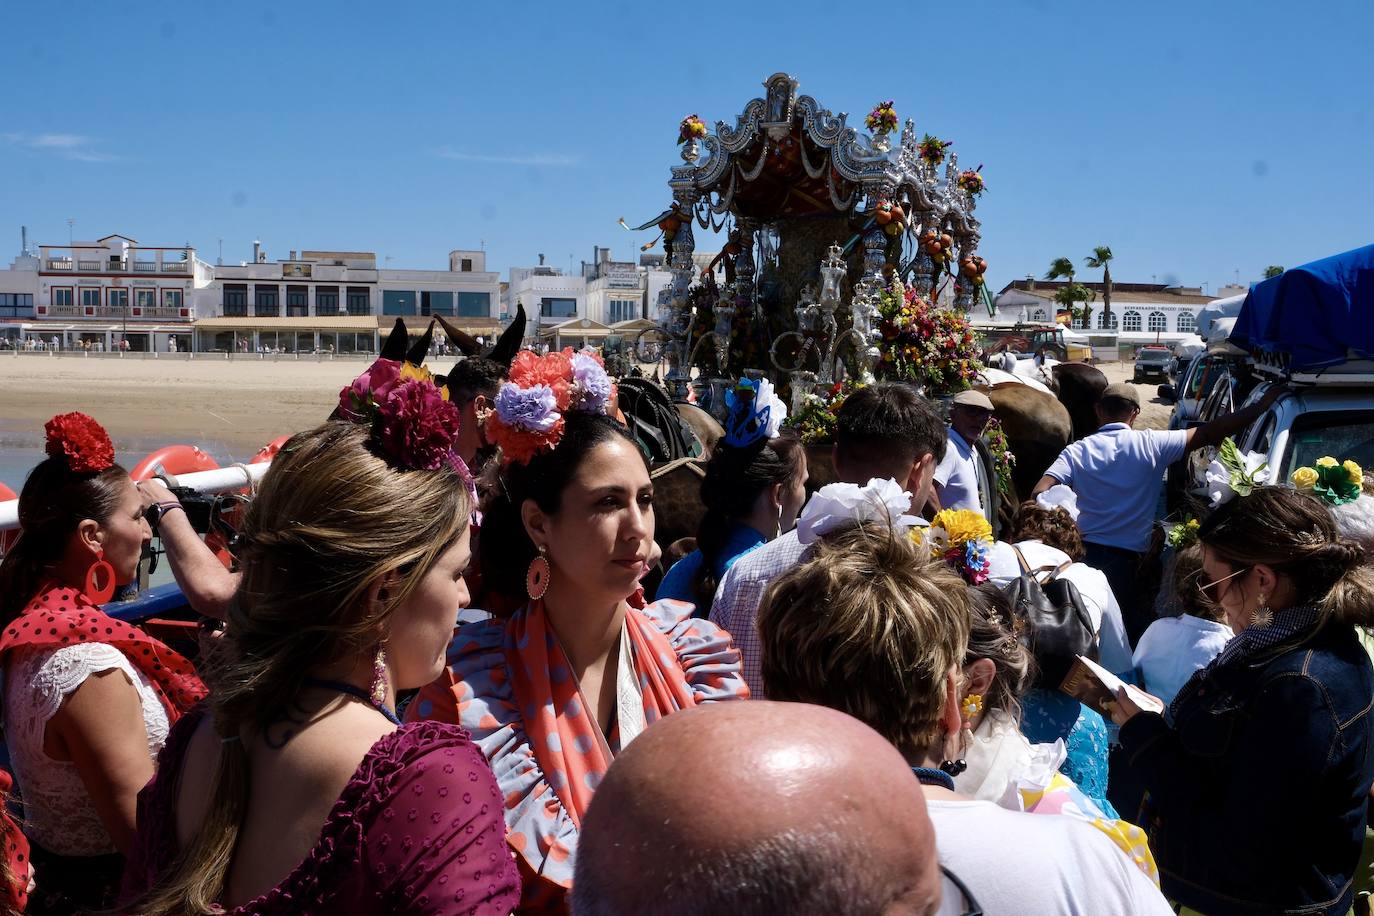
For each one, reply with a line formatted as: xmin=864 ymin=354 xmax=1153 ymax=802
xmin=254 ymin=285 xmax=279 ymax=317
xmin=108 ymin=288 xmax=128 ymax=309
xmin=1098 ymin=311 xmax=1118 ymax=330
xmin=540 ymin=297 xmax=576 ymax=319
xmin=460 ymin=258 xmax=473 ymax=272
xmin=316 ymin=287 xmax=339 ymax=315
xmin=1177 ymin=310 xmax=1196 ymax=333
xmin=422 ymin=291 xmax=454 ymax=316
xmin=457 ymin=292 xmax=490 ymax=317
xmin=1071 ymin=313 xmax=1088 ymax=330
xmin=383 ymin=290 xmax=416 ymax=316
xmin=1122 ymin=310 xmax=1142 ymax=332
xmin=223 ymin=284 xmax=248 ymax=317
xmin=53 ymin=288 xmax=74 ymax=307
xmin=135 ymin=289 xmax=156 ymax=311
xmin=286 ymin=286 xmax=308 ymax=317
xmin=0 ymin=294 xmax=34 ymax=317
xmin=608 ymin=299 xmax=638 ymax=323
xmin=81 ymin=288 xmax=101 ymax=308
xmin=164 ymin=289 xmax=183 ymax=310
xmin=1147 ymin=311 xmax=1167 ymax=333
xmin=1031 ymin=308 xmax=1048 ymax=322
xmin=346 ymin=287 xmax=370 ymax=315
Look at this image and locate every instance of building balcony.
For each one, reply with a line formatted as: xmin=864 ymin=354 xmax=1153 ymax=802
xmin=46 ymin=259 xmax=73 ymax=270
xmin=36 ymin=304 xmax=190 ymax=321
xmin=161 ymin=262 xmax=188 ymax=273
xmin=133 ymin=261 xmax=157 ymax=272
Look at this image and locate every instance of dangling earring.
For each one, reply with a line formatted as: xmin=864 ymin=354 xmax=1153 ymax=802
xmin=1253 ymin=593 xmax=1273 ymax=628
xmin=526 ymin=545 xmax=551 ymax=601
xmin=938 ymin=727 xmax=968 ymax=777
xmin=84 ymin=549 xmax=116 ymax=604
xmin=370 ymin=645 xmax=389 ymax=707
xmin=774 ymin=504 xmax=783 ymax=540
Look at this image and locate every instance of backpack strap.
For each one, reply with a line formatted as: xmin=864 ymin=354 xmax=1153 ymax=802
xmin=1011 ymin=544 xmax=1033 ymax=575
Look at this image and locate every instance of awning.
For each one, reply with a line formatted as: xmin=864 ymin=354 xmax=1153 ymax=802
xmin=194 ymin=316 xmax=379 ymax=332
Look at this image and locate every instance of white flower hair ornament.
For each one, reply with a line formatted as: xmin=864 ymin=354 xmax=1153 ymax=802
xmin=1203 ymin=438 xmax=1271 ymax=508
xmin=795 ymin=477 xmax=924 ymax=545
xmin=722 ymin=377 xmax=788 ymax=448
xmin=1035 ymin=484 xmax=1080 ymax=522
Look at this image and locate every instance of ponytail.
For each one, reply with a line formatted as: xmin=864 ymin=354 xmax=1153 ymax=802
xmin=690 ymin=433 xmax=804 ymax=613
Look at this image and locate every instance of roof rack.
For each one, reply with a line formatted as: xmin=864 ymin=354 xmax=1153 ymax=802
xmin=1252 ymin=348 xmax=1374 ymax=386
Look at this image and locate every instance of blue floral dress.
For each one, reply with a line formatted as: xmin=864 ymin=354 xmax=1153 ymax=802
xmin=1020 ymin=688 xmax=1118 ymax=818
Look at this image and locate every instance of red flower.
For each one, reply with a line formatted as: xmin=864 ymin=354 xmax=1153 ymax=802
xmin=510 ymin=350 xmax=572 ymax=410
xmin=337 ymin=358 xmax=403 ymax=421
xmin=487 ymin=412 xmax=565 ymax=465
xmin=44 ymin=412 xmax=115 ymax=474
xmin=372 ymin=380 xmax=463 ymax=471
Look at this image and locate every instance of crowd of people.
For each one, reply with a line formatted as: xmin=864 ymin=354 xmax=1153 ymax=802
xmin=2 ymin=331 xmax=1374 ymax=915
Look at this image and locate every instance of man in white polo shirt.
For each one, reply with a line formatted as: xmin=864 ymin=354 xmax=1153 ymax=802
xmin=931 ymin=389 xmax=994 ymax=520
xmin=1033 ymin=381 xmax=1282 ymax=645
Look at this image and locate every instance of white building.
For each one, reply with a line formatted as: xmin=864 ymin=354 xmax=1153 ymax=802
xmin=0 ymin=233 xmax=210 ymax=352
xmin=508 ymin=247 xmax=675 ymax=350
xmin=195 ymin=245 xmax=501 ymax=353
xmin=990 ymin=280 xmax=1216 ymax=347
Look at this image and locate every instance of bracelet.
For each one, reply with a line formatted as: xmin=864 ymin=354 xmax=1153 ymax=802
xmin=157 ymin=501 xmax=185 ymax=514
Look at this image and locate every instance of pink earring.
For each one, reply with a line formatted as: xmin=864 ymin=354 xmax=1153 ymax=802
xmin=526 ymin=545 xmax=551 ymax=601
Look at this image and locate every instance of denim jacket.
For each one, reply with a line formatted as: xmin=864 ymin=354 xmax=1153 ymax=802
xmin=1119 ymin=618 xmax=1374 ymax=915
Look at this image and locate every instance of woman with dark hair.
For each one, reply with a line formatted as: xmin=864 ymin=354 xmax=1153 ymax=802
xmin=123 ymin=365 xmax=519 ymax=914
xmin=657 ymin=379 xmax=807 ymax=612
xmin=410 ymin=349 xmax=749 ymax=914
xmin=1114 ymin=485 xmax=1374 ymax=915
xmin=0 ymin=413 xmax=205 ymax=913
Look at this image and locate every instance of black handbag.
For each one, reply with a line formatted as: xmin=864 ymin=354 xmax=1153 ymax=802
xmin=1002 ymin=545 xmax=1097 ymax=689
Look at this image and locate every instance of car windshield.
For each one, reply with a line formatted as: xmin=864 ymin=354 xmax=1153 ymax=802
xmin=1139 ymin=350 xmax=1171 ymax=364
xmin=1283 ymin=410 xmax=1374 ymax=478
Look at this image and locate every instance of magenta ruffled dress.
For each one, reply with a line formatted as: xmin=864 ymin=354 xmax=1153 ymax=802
xmin=122 ymin=708 xmax=521 ymax=915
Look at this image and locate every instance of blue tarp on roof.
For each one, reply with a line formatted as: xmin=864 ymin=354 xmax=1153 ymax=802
xmin=1230 ymin=244 xmax=1374 ymax=371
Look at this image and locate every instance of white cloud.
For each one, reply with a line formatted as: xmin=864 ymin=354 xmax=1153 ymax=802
xmin=433 ymin=147 xmax=579 ymax=167
xmin=2 ymin=132 xmax=119 ymax=162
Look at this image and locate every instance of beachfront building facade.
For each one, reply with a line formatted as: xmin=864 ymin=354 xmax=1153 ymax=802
xmin=508 ymin=248 xmax=676 ymax=350
xmin=989 ymin=279 xmax=1216 ymax=348
xmin=194 ymin=247 xmax=502 ymax=353
xmin=0 ymin=234 xmax=209 ymax=352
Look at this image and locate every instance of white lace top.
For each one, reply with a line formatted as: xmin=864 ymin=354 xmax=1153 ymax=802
xmin=3 ymin=642 xmax=170 ymax=855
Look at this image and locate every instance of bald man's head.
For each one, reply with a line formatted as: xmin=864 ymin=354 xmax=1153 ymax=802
xmin=571 ymin=701 xmax=942 ymax=916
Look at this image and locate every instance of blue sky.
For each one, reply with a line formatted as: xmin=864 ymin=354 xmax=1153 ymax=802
xmin=1 ymin=0 xmax=1370 ymax=294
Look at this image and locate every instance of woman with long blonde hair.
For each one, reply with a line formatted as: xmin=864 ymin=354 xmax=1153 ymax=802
xmin=123 ymin=362 xmax=520 ymax=914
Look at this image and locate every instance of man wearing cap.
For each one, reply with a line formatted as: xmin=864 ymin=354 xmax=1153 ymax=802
xmin=930 ymin=389 xmax=997 ymax=524
xmin=1032 ymin=381 xmax=1283 ymax=645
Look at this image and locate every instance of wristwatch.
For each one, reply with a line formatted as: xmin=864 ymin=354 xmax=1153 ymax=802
xmin=144 ymin=501 xmax=185 ymax=529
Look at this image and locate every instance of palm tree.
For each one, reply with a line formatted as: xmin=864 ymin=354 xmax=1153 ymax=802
xmin=1045 ymin=257 xmax=1085 ymax=324
xmin=1053 ymin=283 xmax=1096 ymax=326
xmin=1085 ymin=246 xmax=1113 ymax=325
xmin=1264 ymin=265 xmax=1285 ymax=279
xmin=1045 ymin=257 xmax=1076 ymax=284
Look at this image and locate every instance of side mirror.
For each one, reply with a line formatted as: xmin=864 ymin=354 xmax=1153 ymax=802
xmin=1157 ymin=384 xmax=1177 ymax=403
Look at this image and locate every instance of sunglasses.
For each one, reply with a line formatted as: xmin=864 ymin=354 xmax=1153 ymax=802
xmin=1199 ymin=565 xmax=1252 ymax=601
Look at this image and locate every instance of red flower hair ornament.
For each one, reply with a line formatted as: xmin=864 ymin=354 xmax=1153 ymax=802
xmin=44 ymin=412 xmax=116 ymax=474
xmin=486 ymin=348 xmax=614 ymax=465
xmin=336 ymin=358 xmax=469 ymax=477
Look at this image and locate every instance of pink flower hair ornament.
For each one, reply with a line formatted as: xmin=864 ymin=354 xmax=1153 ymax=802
xmin=335 ymin=358 xmax=470 ymax=480
xmin=486 ymin=348 xmax=615 ymax=465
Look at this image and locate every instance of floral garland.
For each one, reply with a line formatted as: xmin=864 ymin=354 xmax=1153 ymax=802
xmin=983 ymin=417 xmax=1016 ymax=497
xmin=957 ymin=166 xmax=987 ymax=197
xmin=866 ymin=100 xmax=898 ymax=134
xmin=678 ymin=113 xmax=708 ymax=145
xmin=337 ymin=359 xmax=465 ymax=473
xmin=485 ymin=348 xmax=613 ymax=465
xmin=917 ymin=134 xmax=952 ymax=167
xmin=44 ymin=412 xmax=115 ymax=474
xmin=875 ymin=281 xmax=982 ymax=397
xmin=1203 ymin=438 xmax=1270 ymax=507
xmin=916 ymin=508 xmax=993 ymax=584
xmin=687 ymin=284 xmax=769 ymax=378
xmin=787 ymin=380 xmax=865 ymax=446
xmin=1292 ymin=457 xmax=1364 ymax=506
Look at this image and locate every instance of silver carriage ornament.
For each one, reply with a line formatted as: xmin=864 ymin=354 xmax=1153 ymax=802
xmin=629 ymin=72 xmax=986 ymax=409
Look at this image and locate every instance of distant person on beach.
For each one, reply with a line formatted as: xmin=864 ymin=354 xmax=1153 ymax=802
xmin=0 ymin=412 xmax=206 ymax=912
xmin=572 ymin=702 xmax=946 ymax=916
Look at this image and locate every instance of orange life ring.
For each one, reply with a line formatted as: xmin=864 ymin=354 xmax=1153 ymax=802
xmin=250 ymin=435 xmax=289 ymax=464
xmin=129 ymin=445 xmax=220 ymax=482
xmin=0 ymin=483 xmax=16 ymax=554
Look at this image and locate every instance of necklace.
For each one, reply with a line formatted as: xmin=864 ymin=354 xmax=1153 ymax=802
xmin=303 ymin=677 xmax=402 ymax=726
xmin=911 ymin=765 xmax=956 ymax=791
